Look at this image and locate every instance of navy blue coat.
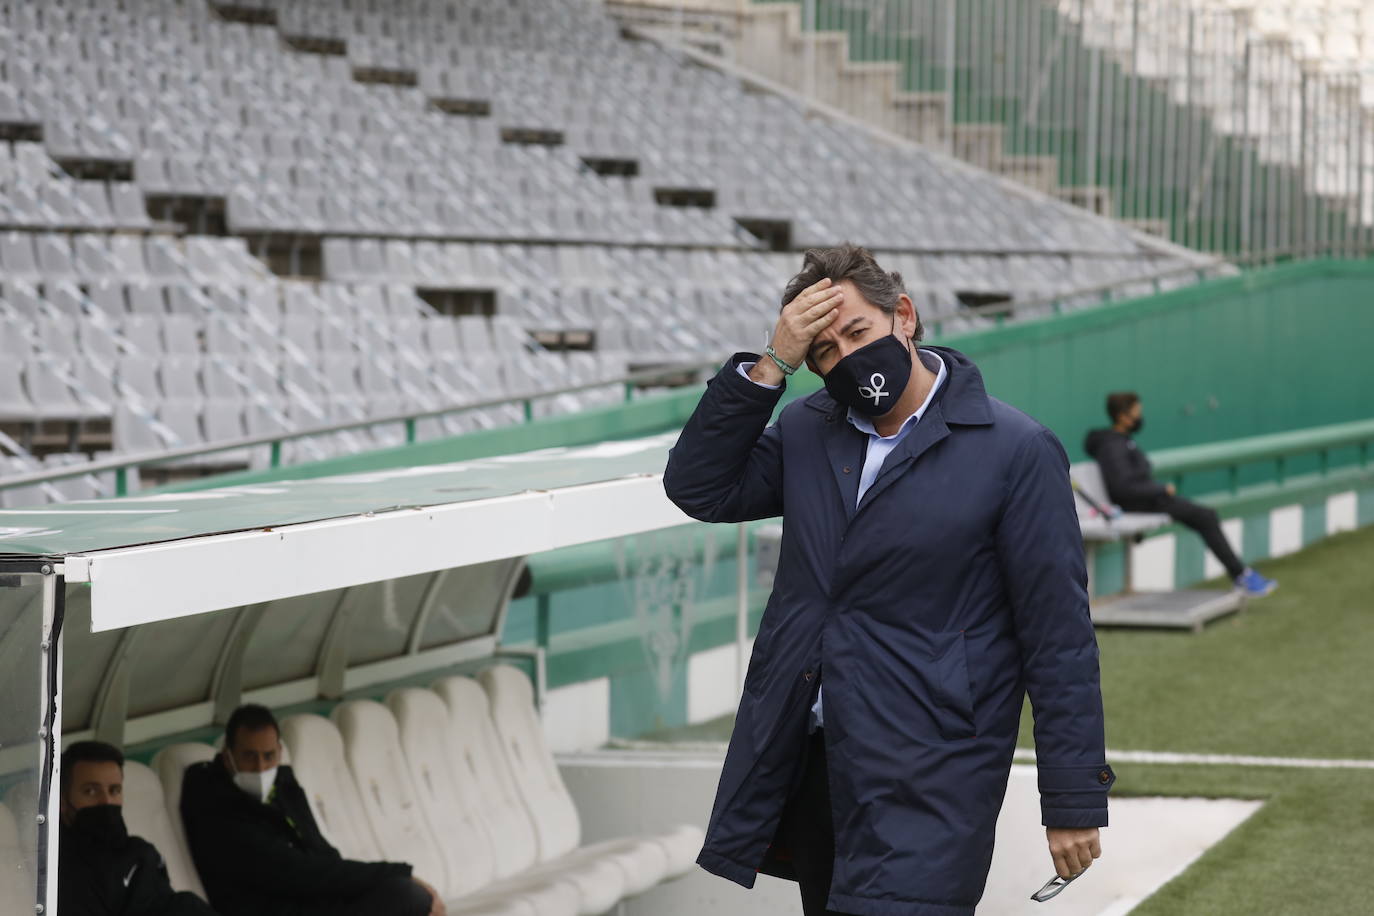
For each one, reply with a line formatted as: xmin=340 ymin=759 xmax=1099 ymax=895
xmin=663 ymin=347 xmax=1114 ymax=915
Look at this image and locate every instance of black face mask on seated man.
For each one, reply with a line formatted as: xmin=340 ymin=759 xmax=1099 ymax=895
xmin=821 ymin=316 xmax=914 ymax=418
xmin=70 ymin=803 xmax=129 ymax=847
xmin=1129 ymin=416 xmax=1144 ymax=434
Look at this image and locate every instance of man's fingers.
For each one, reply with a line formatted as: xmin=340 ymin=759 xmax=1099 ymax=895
xmin=798 ymin=293 xmax=842 ymax=326
xmin=1090 ymin=836 xmax=1102 ymax=859
xmin=1052 ymin=850 xmax=1072 ymax=880
xmin=790 ymin=284 xmax=843 ymax=316
xmin=1074 ymin=844 xmax=1095 ymax=872
xmin=802 ymin=308 xmax=838 ymax=332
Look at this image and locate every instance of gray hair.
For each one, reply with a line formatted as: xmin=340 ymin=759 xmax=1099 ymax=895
xmin=780 ymin=243 xmax=923 ymax=342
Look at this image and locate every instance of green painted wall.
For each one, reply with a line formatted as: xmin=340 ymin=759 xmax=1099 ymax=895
xmin=949 ymin=260 xmax=1374 ymax=470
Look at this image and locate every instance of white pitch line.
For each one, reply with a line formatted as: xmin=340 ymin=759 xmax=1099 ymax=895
xmin=1013 ymin=748 xmax=1374 ymax=770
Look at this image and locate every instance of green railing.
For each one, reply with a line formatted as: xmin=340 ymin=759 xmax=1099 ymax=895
xmin=1151 ymin=418 xmax=1374 ymax=497
xmin=0 ymin=361 xmax=721 ymax=498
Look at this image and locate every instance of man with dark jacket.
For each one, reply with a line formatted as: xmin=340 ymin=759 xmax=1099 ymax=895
xmin=179 ymin=705 xmax=442 ymax=916
xmin=59 ymin=740 xmax=217 ymax=916
xmin=665 ymin=244 xmax=1114 ymax=915
xmin=1085 ymin=391 xmax=1277 ymax=598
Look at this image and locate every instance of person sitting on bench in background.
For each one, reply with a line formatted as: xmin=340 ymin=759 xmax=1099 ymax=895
xmin=1085 ymin=391 xmax=1278 ymax=598
xmin=180 ymin=704 xmax=444 ymax=916
xmin=59 ymin=740 xmax=218 ymax=916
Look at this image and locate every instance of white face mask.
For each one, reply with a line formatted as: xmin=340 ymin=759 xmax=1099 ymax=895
xmin=227 ymin=757 xmax=278 ymax=803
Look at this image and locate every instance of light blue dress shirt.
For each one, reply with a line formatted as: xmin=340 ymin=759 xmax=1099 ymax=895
xmin=737 ymin=350 xmax=948 ymax=730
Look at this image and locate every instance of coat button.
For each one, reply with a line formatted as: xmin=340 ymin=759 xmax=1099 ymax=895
xmin=1098 ymin=769 xmax=1112 ymax=785
xmin=803 ymin=669 xmax=814 ymax=682
xmin=842 ymin=466 xmax=851 ymax=474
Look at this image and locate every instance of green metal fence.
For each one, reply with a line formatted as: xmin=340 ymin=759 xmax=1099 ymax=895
xmin=742 ymin=0 xmax=1374 ymax=262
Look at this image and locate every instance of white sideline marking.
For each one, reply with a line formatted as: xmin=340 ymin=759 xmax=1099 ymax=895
xmin=603 ymin=740 xmax=1374 ymax=772
xmin=1014 ymin=748 xmax=1374 ymax=770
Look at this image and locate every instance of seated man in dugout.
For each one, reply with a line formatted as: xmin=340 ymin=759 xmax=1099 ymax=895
xmin=180 ymin=704 xmax=444 ymax=916
xmin=59 ymin=740 xmax=218 ymax=916
xmin=1085 ymin=390 xmax=1278 ymax=598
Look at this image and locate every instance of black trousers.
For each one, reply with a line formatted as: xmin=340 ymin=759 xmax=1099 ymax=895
xmin=287 ymin=876 xmax=432 ymax=916
xmin=1157 ymin=494 xmax=1247 ymax=580
xmin=776 ymin=729 xmax=856 ymax=916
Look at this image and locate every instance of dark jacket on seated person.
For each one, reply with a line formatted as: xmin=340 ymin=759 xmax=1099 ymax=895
xmin=59 ymin=819 xmax=217 ymax=916
xmin=179 ymin=757 xmax=414 ymax=916
xmin=1083 ymin=427 xmax=1170 ymax=511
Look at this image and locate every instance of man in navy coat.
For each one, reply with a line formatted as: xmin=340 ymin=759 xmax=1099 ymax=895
xmin=664 ymin=244 xmax=1115 ymax=915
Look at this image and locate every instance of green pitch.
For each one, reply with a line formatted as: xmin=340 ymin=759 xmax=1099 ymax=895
xmin=1021 ymin=524 xmax=1374 ymax=914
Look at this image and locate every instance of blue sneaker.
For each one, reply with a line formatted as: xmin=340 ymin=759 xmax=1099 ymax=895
xmin=1235 ymin=568 xmax=1278 ymax=598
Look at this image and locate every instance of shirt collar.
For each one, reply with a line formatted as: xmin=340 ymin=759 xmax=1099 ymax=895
xmin=846 ymin=349 xmax=947 ymax=439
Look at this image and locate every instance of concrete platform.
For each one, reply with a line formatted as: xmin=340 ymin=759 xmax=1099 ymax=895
xmin=559 ymin=749 xmax=1260 ymax=915
xmin=1091 ymin=589 xmax=1246 ymax=632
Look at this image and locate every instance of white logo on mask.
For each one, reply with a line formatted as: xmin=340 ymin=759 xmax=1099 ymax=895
xmin=858 ymin=372 xmax=889 ymax=408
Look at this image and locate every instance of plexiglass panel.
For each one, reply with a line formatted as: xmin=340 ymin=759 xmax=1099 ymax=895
xmin=418 ymin=558 xmax=519 ymax=650
xmin=127 ymin=611 xmax=238 ymax=717
xmin=343 ymin=573 xmax=431 ymax=665
xmin=0 ymin=571 xmax=46 ymax=914
xmin=60 ymin=584 xmax=125 ymax=733
xmin=242 ymin=589 xmax=340 ymax=691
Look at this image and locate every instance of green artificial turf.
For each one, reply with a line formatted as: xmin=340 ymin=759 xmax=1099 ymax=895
xmin=643 ymin=526 xmax=1374 ymax=911
xmin=1014 ymin=524 xmax=1374 ymax=913
xmin=1078 ymin=524 xmax=1374 ymax=759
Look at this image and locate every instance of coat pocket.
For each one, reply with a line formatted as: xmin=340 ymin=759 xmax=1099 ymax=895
xmin=932 ymin=630 xmax=977 ymax=740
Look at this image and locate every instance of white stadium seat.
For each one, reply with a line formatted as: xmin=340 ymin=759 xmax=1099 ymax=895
xmin=478 ymin=666 xmax=704 ymax=890
xmin=329 ymin=701 xmax=450 ymax=896
xmin=120 ymin=759 xmax=208 ymax=899
xmin=278 ymin=713 xmax=383 ymax=861
xmin=330 ymin=701 xmax=562 ymax=916
xmin=150 ymin=742 xmax=217 ymax=896
xmin=387 ymin=687 xmax=595 ymax=915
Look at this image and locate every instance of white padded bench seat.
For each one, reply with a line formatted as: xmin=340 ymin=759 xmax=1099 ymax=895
xmin=440 ymin=675 xmax=672 ymax=896
xmin=331 ymin=701 xmax=580 ymax=916
xmin=156 ymin=737 xmax=528 ymax=916
xmin=388 ymin=687 xmax=621 ymax=915
xmin=475 ymin=666 xmax=705 ymax=887
xmin=120 ymin=759 xmax=208 ymax=899
xmin=280 ymin=714 xmax=384 ymax=862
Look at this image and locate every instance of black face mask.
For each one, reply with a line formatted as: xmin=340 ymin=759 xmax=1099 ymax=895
xmin=70 ymin=804 xmax=128 ymax=847
xmin=822 ymin=324 xmax=913 ymax=418
xmin=1129 ymin=416 xmax=1144 ymax=434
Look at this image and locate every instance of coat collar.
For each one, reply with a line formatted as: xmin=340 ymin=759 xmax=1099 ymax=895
xmin=802 ymin=345 xmax=995 ymax=427
xmin=810 ymin=347 xmax=992 ymax=521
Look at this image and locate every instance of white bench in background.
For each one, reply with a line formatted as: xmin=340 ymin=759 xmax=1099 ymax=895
xmin=1070 ymin=461 xmax=1244 ymax=631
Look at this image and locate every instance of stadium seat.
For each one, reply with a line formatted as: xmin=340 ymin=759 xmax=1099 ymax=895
xmin=1070 ymin=461 xmax=1171 ymax=542
xmin=278 ymin=713 xmax=384 ymax=862
xmin=477 ymin=666 xmax=703 ymax=890
xmin=120 ymin=759 xmax=208 ymax=899
xmin=329 ymin=701 xmax=572 ymax=915
xmin=329 ymin=701 xmax=450 ymax=894
xmin=150 ymin=742 xmax=217 ymax=891
xmin=388 ymin=687 xmax=613 ymax=914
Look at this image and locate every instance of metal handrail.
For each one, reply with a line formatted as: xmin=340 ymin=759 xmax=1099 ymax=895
xmin=958 ymin=261 xmax=1236 ymax=321
xmin=0 ymin=359 xmax=722 ymax=496
xmin=1149 ymin=418 xmax=1374 ymax=495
